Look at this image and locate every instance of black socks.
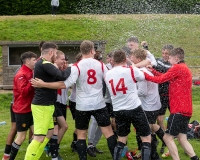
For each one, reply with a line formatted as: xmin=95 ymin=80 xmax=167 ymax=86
xmin=107 ymin=135 xmax=117 ymax=158
xmin=9 ymin=142 xmax=21 ymax=160
xmin=114 ymin=141 xmax=125 ymax=160
xmin=155 ymin=127 xmax=166 ymax=145
xmin=141 ymin=142 xmax=151 ymax=160
xmin=77 ymin=139 xmax=87 ymax=160
xmin=49 ymin=135 xmax=58 ymax=158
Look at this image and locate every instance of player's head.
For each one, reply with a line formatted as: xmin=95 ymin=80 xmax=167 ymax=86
xmin=127 ymin=36 xmax=139 ymax=51
xmin=39 ymin=41 xmax=46 ymax=51
xmin=162 ymin=44 xmax=174 ymax=62
xmin=55 ymin=50 xmax=65 ymax=70
xmin=109 ymin=52 xmax=115 ymax=67
xmin=80 ymin=40 xmax=95 ymax=56
xmin=75 ymin=53 xmax=82 ymax=62
xmin=113 ymin=49 xmax=126 ymax=64
xmin=130 ymin=48 xmax=147 ymax=64
xmin=95 ymin=47 xmax=102 ymax=54
xmin=62 ymin=56 xmax=69 ymax=70
xmin=20 ymin=51 xmax=37 ymax=70
xmin=122 ymin=46 xmax=131 ymax=57
xmin=41 ymin=42 xmax=58 ymax=63
xmin=106 ymin=52 xmax=112 ymax=64
xmin=94 ymin=51 xmax=103 ymax=61
xmin=168 ymin=47 xmax=184 ymax=65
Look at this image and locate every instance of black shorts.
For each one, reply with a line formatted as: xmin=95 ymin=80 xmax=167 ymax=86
xmin=114 ymin=106 xmax=151 ymax=137
xmin=145 ymin=110 xmax=159 ymax=124
xmin=69 ymin=100 xmax=76 ymax=120
xmin=53 ymin=105 xmax=63 ymax=125
xmin=10 ymin=103 xmax=16 ymax=122
xmin=55 ymin=102 xmax=67 ymax=120
xmin=158 ymin=96 xmax=170 ymax=115
xmin=165 ymin=113 xmax=190 ymax=136
xmin=106 ymin=103 xmax=114 ymax=118
xmin=15 ymin=112 xmax=33 ymax=132
xmin=75 ymin=107 xmax=111 ymax=130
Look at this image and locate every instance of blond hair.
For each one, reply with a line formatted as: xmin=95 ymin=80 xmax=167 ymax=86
xmin=130 ymin=49 xmax=147 ymax=61
xmin=80 ymin=40 xmax=94 ymax=55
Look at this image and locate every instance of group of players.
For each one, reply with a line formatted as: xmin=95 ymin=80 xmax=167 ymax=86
xmin=2 ymin=36 xmax=199 ymax=160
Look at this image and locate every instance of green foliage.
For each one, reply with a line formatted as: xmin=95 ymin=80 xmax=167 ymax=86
xmin=0 ymin=0 xmax=79 ymax=15
xmin=0 ymin=0 xmax=199 ymax=15
xmin=167 ymin=0 xmax=199 ymax=13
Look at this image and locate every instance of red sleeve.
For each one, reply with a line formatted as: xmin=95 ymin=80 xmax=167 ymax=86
xmin=15 ymin=74 xmax=34 ymax=97
xmin=152 ymin=69 xmax=163 ymax=76
xmin=144 ymin=66 xmax=179 ymax=84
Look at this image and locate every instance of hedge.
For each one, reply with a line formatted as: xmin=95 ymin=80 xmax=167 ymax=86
xmin=0 ymin=0 xmax=199 ymax=15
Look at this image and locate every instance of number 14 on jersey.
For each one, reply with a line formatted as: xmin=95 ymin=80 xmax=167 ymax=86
xmin=109 ymin=78 xmax=128 ymax=95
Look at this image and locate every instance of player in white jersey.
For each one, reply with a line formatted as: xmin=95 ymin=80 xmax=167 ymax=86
xmin=105 ymin=52 xmax=113 ymax=70
xmin=56 ymin=55 xmax=70 ymax=160
xmin=130 ymin=49 xmax=165 ymax=160
xmin=31 ymin=40 xmax=117 ymax=160
xmin=68 ymin=53 xmax=82 ymax=153
xmin=127 ymin=36 xmax=157 ymax=66
xmin=105 ymin=52 xmax=117 ymax=136
xmin=87 ymin=51 xmax=105 ymax=157
xmin=104 ymin=49 xmax=151 ymax=160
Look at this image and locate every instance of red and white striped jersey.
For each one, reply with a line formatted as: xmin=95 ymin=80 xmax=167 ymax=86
xmin=105 ymin=66 xmax=144 ymax=111
xmin=64 ymin=58 xmax=108 ymax=111
xmin=56 ymin=88 xmax=69 ymax=105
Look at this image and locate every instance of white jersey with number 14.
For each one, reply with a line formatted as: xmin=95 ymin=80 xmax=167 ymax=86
xmin=105 ymin=66 xmax=144 ymax=111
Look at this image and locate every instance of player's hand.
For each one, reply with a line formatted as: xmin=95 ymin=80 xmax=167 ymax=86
xmin=146 ymin=65 xmax=153 ymax=72
xmin=31 ymin=78 xmax=45 ymax=88
xmin=194 ymin=125 xmax=200 ymax=132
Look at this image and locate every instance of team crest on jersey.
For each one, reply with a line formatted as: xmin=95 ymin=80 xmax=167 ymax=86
xmin=22 ymin=123 xmax=26 ymax=127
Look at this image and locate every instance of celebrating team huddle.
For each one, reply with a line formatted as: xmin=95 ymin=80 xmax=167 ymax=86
xmin=2 ymin=37 xmax=199 ymax=160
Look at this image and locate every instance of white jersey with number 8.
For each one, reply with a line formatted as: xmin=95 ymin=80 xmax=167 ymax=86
xmin=105 ymin=66 xmax=144 ymax=111
xmin=64 ymin=58 xmax=108 ymax=111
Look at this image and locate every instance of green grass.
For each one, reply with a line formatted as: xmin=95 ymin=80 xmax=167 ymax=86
xmin=0 ymin=87 xmax=200 ymax=159
xmin=0 ymin=14 xmax=200 ymax=76
xmin=0 ymin=14 xmax=200 ymax=67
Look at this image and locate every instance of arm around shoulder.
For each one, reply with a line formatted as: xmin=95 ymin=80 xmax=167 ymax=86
xmin=31 ymin=78 xmax=66 ymax=89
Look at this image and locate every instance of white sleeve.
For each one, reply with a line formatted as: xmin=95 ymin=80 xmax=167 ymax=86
xmin=137 ymin=81 xmax=148 ymax=97
xmin=64 ymin=66 xmax=78 ymax=88
xmin=147 ymin=51 xmax=157 ymax=66
xmin=133 ymin=67 xmax=145 ymax=82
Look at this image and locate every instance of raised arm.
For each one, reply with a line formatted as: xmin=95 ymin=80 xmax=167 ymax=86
xmin=147 ymin=51 xmax=157 ymax=66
